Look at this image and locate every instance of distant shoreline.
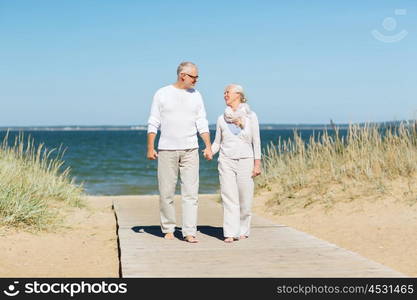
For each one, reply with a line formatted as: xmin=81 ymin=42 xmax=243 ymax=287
xmin=0 ymin=121 xmax=412 ymax=132
xmin=0 ymin=125 xmax=342 ymax=131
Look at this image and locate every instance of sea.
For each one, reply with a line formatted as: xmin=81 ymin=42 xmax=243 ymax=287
xmin=0 ymin=128 xmax=345 ymax=195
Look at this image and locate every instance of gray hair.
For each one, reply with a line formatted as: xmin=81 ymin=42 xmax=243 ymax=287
xmin=177 ymin=61 xmax=197 ymax=75
xmin=226 ymin=84 xmax=248 ymax=103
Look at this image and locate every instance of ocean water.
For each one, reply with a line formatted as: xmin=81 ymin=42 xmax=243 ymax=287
xmin=0 ymin=129 xmax=343 ymax=195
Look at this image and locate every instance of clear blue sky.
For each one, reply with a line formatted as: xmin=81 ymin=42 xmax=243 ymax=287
xmin=1 ymin=0 xmax=416 ymax=126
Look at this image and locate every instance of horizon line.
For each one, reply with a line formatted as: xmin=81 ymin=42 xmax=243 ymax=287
xmin=0 ymin=119 xmax=413 ymax=127
xmin=0 ymin=120 xmax=414 ymax=131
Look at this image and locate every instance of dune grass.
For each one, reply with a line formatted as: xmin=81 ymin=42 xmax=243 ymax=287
xmin=256 ymin=123 xmax=417 ymax=213
xmin=0 ymin=131 xmax=84 ymax=230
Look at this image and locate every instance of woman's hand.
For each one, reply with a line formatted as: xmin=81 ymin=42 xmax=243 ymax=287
xmin=203 ymin=147 xmax=213 ymax=160
xmin=233 ymin=119 xmax=244 ymax=129
xmin=252 ymin=159 xmax=261 ymax=177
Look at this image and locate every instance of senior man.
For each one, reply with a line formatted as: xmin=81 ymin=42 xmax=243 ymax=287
xmin=147 ymin=61 xmax=212 ymax=243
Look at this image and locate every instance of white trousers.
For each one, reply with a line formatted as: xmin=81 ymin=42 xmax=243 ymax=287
xmin=157 ymin=149 xmax=199 ymax=237
xmin=218 ymin=156 xmax=254 ymax=238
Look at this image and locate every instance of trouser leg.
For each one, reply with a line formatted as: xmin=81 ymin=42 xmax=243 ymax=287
xmin=218 ymin=157 xmax=240 ymax=238
xmin=237 ymin=158 xmax=254 ymax=237
xmin=158 ymin=150 xmax=179 ymax=234
xmin=179 ymin=148 xmax=199 ymax=237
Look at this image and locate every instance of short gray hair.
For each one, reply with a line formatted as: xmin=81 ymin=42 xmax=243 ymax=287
xmin=226 ymin=84 xmax=248 ymax=103
xmin=177 ymin=61 xmax=197 ymax=75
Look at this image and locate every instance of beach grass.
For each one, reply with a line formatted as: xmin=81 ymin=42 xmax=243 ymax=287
xmin=256 ymin=122 xmax=417 ymax=214
xmin=0 ymin=131 xmax=84 ymax=230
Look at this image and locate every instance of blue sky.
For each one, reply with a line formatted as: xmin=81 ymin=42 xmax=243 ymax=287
xmin=0 ymin=0 xmax=416 ymax=126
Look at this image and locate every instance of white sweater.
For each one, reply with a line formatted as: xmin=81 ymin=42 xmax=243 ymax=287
xmin=211 ymin=111 xmax=261 ymax=160
xmin=147 ymin=85 xmax=209 ymax=150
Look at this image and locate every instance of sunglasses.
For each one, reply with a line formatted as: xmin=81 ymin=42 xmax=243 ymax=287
xmin=184 ymin=73 xmax=199 ymax=80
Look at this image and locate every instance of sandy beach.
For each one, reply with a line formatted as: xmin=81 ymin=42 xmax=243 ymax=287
xmin=253 ymin=184 xmax=417 ymax=277
xmin=1 ymin=191 xmax=416 ymax=277
xmin=0 ymin=196 xmax=119 ymax=277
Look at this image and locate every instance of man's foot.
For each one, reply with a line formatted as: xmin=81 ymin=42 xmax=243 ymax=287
xmin=164 ymin=233 xmax=175 ymax=240
xmin=239 ymin=235 xmax=248 ymax=240
xmin=184 ymin=235 xmax=199 ymax=243
xmin=224 ymin=237 xmax=234 ymax=243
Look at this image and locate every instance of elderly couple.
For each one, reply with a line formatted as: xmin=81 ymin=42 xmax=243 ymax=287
xmin=147 ymin=62 xmax=261 ymax=243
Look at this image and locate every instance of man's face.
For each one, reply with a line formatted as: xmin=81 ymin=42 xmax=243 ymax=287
xmin=180 ymin=67 xmax=199 ymax=89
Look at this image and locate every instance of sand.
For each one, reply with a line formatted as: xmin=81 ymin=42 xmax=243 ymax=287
xmin=0 ymin=196 xmax=119 ymax=277
xmin=253 ymin=188 xmax=417 ymax=277
xmin=1 ymin=189 xmax=416 ymax=277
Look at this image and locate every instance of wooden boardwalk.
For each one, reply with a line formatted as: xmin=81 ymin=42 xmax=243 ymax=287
xmin=112 ymin=194 xmax=405 ymax=278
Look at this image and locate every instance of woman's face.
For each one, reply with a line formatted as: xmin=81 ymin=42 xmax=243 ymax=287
xmin=224 ymin=87 xmax=241 ymax=107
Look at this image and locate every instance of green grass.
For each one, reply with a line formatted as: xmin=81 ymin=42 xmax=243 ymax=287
xmin=256 ymin=123 xmax=417 ymax=211
xmin=0 ymin=131 xmax=85 ymax=230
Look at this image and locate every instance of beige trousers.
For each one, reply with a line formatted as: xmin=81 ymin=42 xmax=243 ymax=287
xmin=218 ymin=156 xmax=254 ymax=238
xmin=157 ymin=148 xmax=199 ymax=237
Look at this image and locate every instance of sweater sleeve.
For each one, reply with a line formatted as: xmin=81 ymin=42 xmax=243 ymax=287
xmin=195 ymin=94 xmax=209 ymax=134
xmin=211 ymin=117 xmax=221 ymax=155
xmin=251 ymin=112 xmax=261 ymax=159
xmin=147 ymin=90 xmax=161 ymax=134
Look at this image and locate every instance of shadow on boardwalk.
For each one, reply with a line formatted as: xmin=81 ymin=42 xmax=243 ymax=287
xmin=131 ymin=225 xmax=224 ymax=241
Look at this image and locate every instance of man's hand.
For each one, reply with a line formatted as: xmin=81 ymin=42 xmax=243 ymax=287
xmin=200 ymin=132 xmax=213 ymax=161
xmin=252 ymin=160 xmax=261 ymax=177
xmin=147 ymin=133 xmax=158 ymax=160
xmin=147 ymin=148 xmax=158 ymax=160
xmin=203 ymin=147 xmax=213 ymax=161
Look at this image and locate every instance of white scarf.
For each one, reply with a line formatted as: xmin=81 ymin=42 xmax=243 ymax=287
xmin=223 ymin=103 xmax=251 ymax=128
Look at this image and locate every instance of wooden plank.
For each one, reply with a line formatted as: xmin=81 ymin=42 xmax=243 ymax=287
xmin=112 ymin=195 xmax=405 ymax=278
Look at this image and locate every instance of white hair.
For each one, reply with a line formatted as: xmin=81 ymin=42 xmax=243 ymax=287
xmin=177 ymin=61 xmax=197 ymax=76
xmin=226 ymin=84 xmax=247 ymax=103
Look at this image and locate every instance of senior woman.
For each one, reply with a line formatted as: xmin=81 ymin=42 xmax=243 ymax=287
xmin=211 ymin=84 xmax=261 ymax=243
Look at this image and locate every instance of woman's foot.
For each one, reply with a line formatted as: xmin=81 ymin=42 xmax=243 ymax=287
xmin=224 ymin=237 xmax=234 ymax=243
xmin=239 ymin=235 xmax=248 ymax=240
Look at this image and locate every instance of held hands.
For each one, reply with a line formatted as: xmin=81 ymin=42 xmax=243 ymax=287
xmin=203 ymin=147 xmax=213 ymax=161
xmin=147 ymin=148 xmax=158 ymax=160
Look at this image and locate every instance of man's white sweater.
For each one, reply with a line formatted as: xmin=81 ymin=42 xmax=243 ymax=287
xmin=147 ymin=85 xmax=209 ymax=150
